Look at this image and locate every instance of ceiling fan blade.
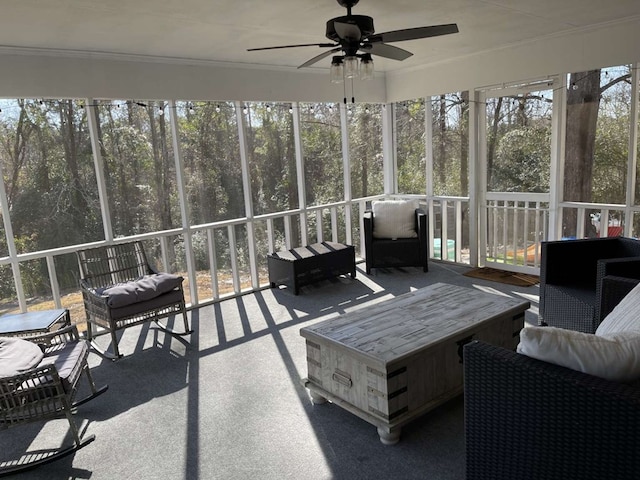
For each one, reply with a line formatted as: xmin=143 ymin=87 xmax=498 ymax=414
xmin=368 ymin=24 xmax=459 ymax=44
xmin=334 ymin=21 xmax=362 ymax=41
xmin=361 ymin=42 xmax=413 ymax=61
xmin=298 ymin=47 xmax=342 ymax=69
xmin=247 ymin=43 xmax=336 ymax=52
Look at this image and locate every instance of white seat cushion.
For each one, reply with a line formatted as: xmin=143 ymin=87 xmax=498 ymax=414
xmin=372 ymin=200 xmax=418 ymax=239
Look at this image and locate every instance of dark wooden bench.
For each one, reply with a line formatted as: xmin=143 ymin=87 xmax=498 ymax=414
xmin=267 ymin=242 xmax=356 ymax=295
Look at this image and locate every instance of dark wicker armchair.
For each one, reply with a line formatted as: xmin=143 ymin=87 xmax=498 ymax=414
xmin=77 ymin=241 xmax=192 ymax=360
xmin=539 ymin=236 xmax=640 ymax=333
xmin=363 ymin=206 xmax=428 ymax=274
xmin=464 ymin=340 xmax=640 ymax=480
xmin=0 ymin=325 xmax=108 ymax=476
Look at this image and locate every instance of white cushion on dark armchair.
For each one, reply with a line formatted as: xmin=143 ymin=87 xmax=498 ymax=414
xmin=372 ymin=200 xmax=418 ymax=239
xmin=518 ymin=278 xmax=640 ymax=382
xmin=517 ymin=326 xmax=640 ymax=382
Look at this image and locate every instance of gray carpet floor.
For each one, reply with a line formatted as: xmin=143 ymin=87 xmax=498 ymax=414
xmin=1 ymin=261 xmax=540 ymax=480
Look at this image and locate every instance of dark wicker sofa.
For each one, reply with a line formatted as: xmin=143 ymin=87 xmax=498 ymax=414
xmin=464 ymin=341 xmax=640 ymax=480
xmin=539 ymin=236 xmax=640 ymax=332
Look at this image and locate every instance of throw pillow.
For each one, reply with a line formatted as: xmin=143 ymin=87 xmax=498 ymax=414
xmin=517 ymin=326 xmax=640 ymax=382
xmin=0 ymin=337 xmax=44 ymax=378
xmin=596 ymin=281 xmax=640 ymax=335
xmin=372 ymin=200 xmax=418 ymax=239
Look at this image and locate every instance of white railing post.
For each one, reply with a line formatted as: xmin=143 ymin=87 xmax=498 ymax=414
xmin=86 ymin=98 xmax=113 ymax=243
xmin=228 ymin=225 xmax=240 ymax=294
xmin=382 ymin=103 xmax=395 ymax=195
xmin=46 ymin=255 xmax=62 ymax=309
xmin=292 ymin=102 xmax=308 ymax=246
xmin=235 ymin=101 xmax=259 ymax=289
xmin=0 ymin=155 xmax=26 ymax=311
xmin=625 ymin=63 xmax=639 ymax=237
xmin=207 ymin=229 xmax=219 ymax=301
xmin=550 ymin=75 xmax=566 ymax=240
xmin=169 ymin=100 xmax=198 ymax=305
xmin=425 ymin=97 xmax=435 ymax=259
xmin=340 ymin=103 xmax=353 ymax=246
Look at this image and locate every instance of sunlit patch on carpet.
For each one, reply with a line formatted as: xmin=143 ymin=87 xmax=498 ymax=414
xmin=463 ymin=267 xmax=539 ymax=286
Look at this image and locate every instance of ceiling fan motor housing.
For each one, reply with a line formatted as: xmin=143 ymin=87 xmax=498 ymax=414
xmin=326 ymin=15 xmax=375 ymax=42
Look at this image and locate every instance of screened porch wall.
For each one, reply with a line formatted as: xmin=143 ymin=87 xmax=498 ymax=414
xmin=1 ymin=64 xmax=640 ymax=321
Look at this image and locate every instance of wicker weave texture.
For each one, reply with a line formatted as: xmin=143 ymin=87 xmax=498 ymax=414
xmin=464 ymin=341 xmax=640 ymax=480
xmin=540 ymin=237 xmax=640 ymax=332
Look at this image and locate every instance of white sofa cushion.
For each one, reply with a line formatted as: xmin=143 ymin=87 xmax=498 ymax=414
xmin=596 ymin=281 xmax=640 ymax=335
xmin=372 ymin=200 xmax=418 ymax=239
xmin=517 ymin=326 xmax=640 ymax=382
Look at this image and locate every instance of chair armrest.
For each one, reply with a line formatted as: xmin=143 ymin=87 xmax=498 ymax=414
xmin=363 ymin=210 xmax=374 ymax=243
xmin=464 ymin=340 xmax=640 ymax=480
xmin=415 ymin=208 xmax=427 ymax=234
xmin=79 ymin=278 xmax=111 ymax=324
xmin=25 ymin=324 xmax=81 ymax=348
xmin=599 ymin=275 xmax=640 ymax=320
xmin=415 ymin=208 xmax=428 ymax=258
xmin=79 ymin=279 xmax=109 ymax=301
xmin=598 ymin=256 xmax=640 ymax=279
xmin=594 ymin=257 xmax=640 ymax=322
xmin=541 ymin=238 xmax=620 ymax=286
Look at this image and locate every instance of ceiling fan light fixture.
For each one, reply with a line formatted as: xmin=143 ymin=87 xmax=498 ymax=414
xmin=344 ymin=55 xmax=359 ymax=79
xmin=330 ymin=56 xmax=344 ymax=83
xmin=360 ymin=53 xmax=374 ymax=80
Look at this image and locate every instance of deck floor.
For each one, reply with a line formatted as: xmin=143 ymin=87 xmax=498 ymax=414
xmin=1 ymin=261 xmax=539 ymax=480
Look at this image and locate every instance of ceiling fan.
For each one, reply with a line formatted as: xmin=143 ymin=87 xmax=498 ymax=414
xmin=247 ymin=0 xmax=459 ymax=71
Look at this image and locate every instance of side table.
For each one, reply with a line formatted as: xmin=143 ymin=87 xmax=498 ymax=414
xmin=0 ymin=308 xmax=71 ymax=343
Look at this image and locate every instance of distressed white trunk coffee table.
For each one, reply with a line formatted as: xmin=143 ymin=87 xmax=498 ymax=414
xmin=300 ymin=282 xmax=530 ymax=444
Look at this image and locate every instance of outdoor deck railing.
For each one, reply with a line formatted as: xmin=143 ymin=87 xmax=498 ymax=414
xmin=484 ymin=192 xmax=549 ymax=271
xmin=4 ymin=193 xmax=635 ymax=321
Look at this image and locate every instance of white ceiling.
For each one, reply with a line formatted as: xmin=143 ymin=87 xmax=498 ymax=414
xmin=3 ymin=0 xmax=640 ymax=74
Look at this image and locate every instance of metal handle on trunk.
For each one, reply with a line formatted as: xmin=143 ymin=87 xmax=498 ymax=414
xmin=332 ymin=370 xmax=352 ymax=387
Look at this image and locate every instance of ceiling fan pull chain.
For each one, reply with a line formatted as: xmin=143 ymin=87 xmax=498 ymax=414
xmin=343 ymin=75 xmax=348 ymax=105
xmin=351 ymin=78 xmax=355 ymax=103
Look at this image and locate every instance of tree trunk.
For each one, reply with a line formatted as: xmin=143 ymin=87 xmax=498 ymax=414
xmin=59 ymin=101 xmax=86 ymax=234
xmin=438 ymin=95 xmax=447 ymax=186
xmin=486 ymin=97 xmax=503 ymax=188
xmin=563 ymin=70 xmax=601 ymax=237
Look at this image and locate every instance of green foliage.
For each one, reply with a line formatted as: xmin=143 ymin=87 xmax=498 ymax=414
xmin=397 ymin=100 xmax=426 ymax=194
xmin=491 ymin=126 xmax=551 ymax=192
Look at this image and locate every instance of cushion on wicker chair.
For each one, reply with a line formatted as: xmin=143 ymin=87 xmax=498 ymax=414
xmin=40 ymin=340 xmax=89 ymax=393
xmin=371 ymin=200 xmax=418 ymax=239
xmin=596 ymin=281 xmax=640 ymax=335
xmin=100 ymin=273 xmax=183 ymax=308
xmin=0 ymin=337 xmax=44 ymax=378
xmin=518 ymin=326 xmax=640 ymax=382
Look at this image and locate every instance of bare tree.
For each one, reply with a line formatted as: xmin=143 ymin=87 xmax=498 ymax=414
xmin=563 ymin=69 xmax=631 ymax=237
